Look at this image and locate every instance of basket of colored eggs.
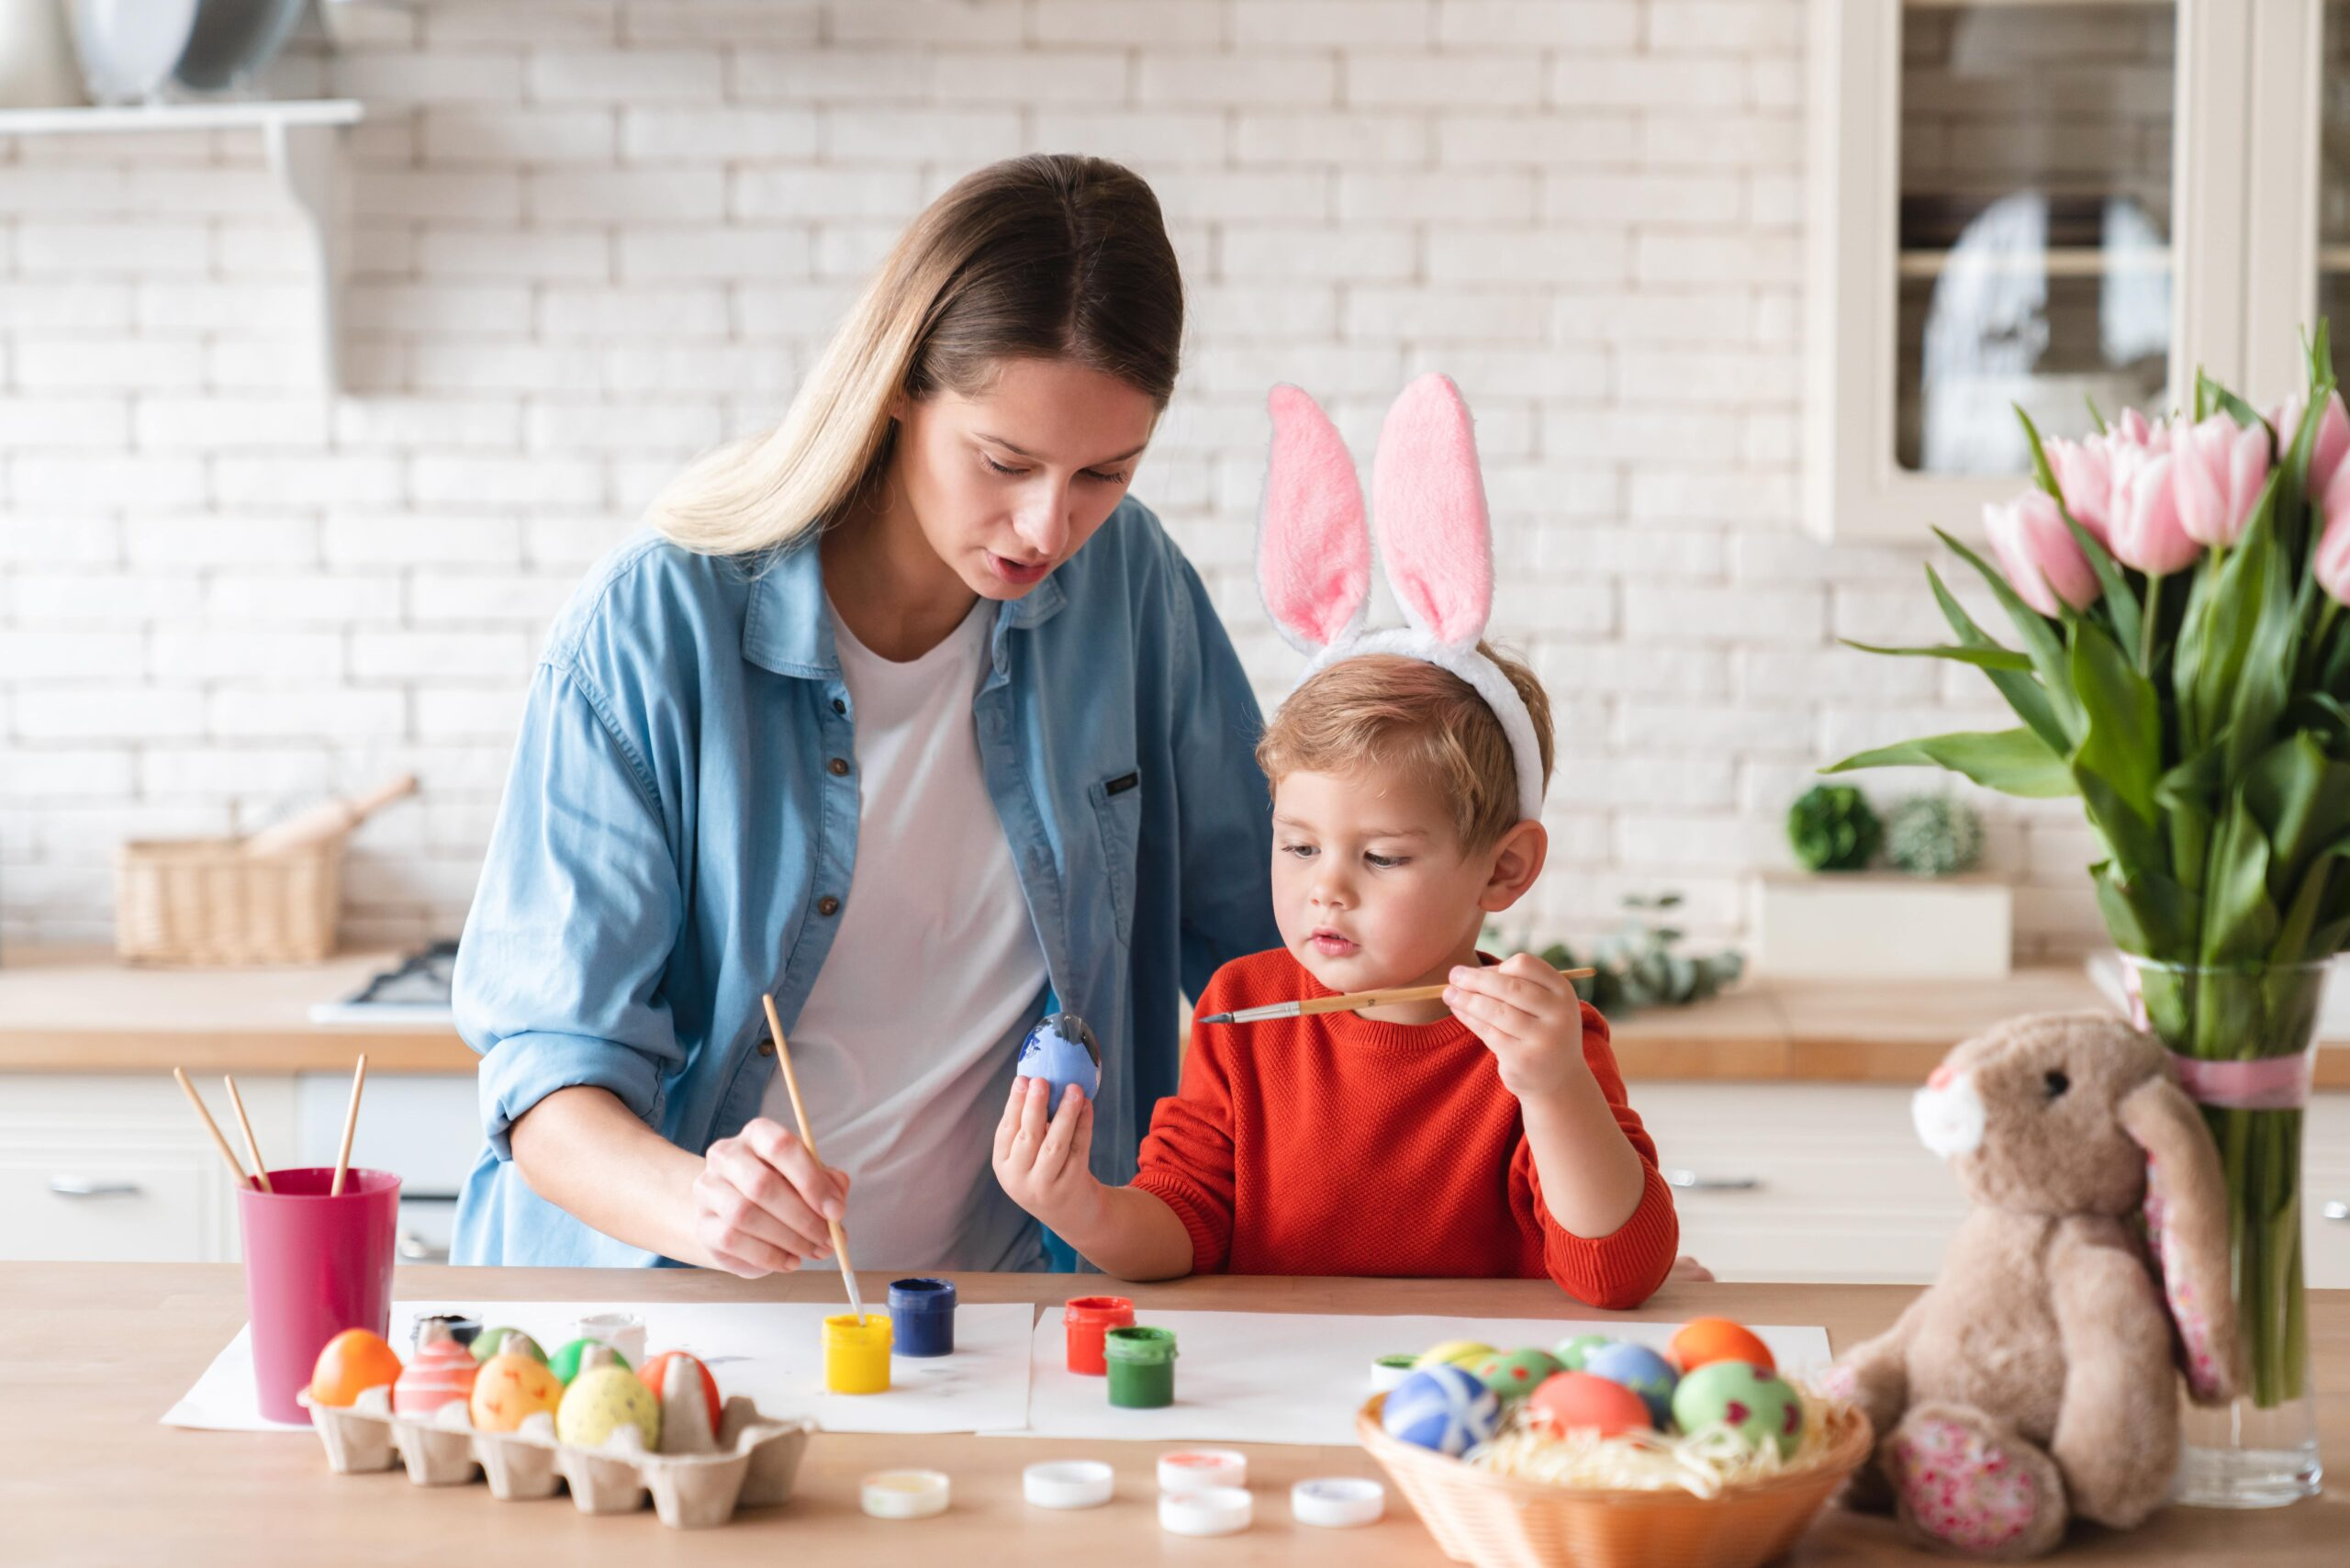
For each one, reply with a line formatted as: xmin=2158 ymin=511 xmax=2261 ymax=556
xmin=1359 ymin=1318 xmax=1872 ymax=1568
xmin=297 ymin=1318 xmax=814 ymax=1529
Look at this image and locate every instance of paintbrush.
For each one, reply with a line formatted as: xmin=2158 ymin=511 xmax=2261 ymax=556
xmin=1196 ymin=969 xmax=1597 ymax=1026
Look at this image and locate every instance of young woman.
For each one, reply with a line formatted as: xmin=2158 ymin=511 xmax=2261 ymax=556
xmin=451 ymin=155 xmax=1280 ymax=1273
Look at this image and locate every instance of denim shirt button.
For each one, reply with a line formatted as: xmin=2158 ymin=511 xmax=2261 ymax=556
xmin=816 ymin=895 xmax=841 ymax=916
xmin=827 ymin=756 xmax=850 ymax=777
xmin=831 ymin=698 xmax=846 ymax=715
xmin=757 ymin=1037 xmax=776 ymax=1057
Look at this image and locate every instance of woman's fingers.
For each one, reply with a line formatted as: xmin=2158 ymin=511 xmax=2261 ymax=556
xmin=705 ymin=1140 xmax=834 ymax=1259
xmin=741 ymin=1117 xmax=848 ymax=1220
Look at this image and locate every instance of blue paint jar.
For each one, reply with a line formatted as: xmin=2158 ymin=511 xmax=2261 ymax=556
xmin=888 ymin=1277 xmax=957 ymax=1358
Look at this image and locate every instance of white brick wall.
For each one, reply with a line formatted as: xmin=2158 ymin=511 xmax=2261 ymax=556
xmin=0 ymin=0 xmax=2099 ymax=958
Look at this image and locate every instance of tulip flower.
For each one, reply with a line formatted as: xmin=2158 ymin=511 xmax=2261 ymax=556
xmin=1986 ymin=488 xmax=2099 ymax=616
xmin=2043 ymin=436 xmax=2114 ymax=543
xmin=2270 ymin=388 xmax=2350 ymax=499
xmin=2172 ymin=412 xmax=2272 ymax=547
xmin=2103 ymin=443 xmax=2201 ymax=576
xmin=2315 ymin=459 xmax=2350 ymax=605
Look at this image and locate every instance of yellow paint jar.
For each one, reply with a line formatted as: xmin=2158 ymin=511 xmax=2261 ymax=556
xmin=823 ymin=1312 xmax=893 ymax=1394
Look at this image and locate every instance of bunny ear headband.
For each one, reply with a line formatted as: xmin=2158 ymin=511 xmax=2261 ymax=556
xmin=1256 ymin=372 xmax=1545 ymax=822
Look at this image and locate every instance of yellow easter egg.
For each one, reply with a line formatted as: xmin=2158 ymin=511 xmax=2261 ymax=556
xmin=1414 ymin=1339 xmax=1496 ymax=1370
xmin=467 ymin=1350 xmax=564 ymax=1433
xmin=556 ymin=1364 xmax=661 ymax=1450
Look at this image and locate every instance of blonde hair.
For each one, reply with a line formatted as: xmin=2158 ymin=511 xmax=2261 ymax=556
xmin=648 ymin=154 xmax=1184 ymax=557
xmin=1257 ymin=647 xmax=1555 ymax=852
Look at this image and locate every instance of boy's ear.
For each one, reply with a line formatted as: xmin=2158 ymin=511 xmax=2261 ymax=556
xmin=1475 ymin=820 xmax=1547 ymax=913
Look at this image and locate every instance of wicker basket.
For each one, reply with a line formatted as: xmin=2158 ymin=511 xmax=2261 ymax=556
xmin=1359 ymin=1394 xmax=1874 ymax=1568
xmin=114 ymin=835 xmax=342 ymax=966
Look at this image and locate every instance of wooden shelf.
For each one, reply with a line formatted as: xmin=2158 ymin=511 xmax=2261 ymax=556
xmin=1897 ymin=244 xmax=2174 ymax=280
xmin=0 ymin=98 xmax=360 ymax=135
xmin=0 ymin=99 xmax=364 ymax=390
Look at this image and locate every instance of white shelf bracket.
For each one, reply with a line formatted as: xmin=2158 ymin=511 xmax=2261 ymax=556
xmin=263 ymin=116 xmax=349 ymax=394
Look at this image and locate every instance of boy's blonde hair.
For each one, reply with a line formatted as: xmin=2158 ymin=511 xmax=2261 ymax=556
xmin=1256 ymin=644 xmax=1554 ymax=853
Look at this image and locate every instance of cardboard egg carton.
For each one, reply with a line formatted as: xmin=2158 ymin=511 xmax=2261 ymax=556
xmin=297 ymin=1376 xmax=815 ymax=1529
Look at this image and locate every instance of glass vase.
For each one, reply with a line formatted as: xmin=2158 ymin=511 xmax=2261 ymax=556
xmin=2121 ymin=957 xmax=2323 ymax=1508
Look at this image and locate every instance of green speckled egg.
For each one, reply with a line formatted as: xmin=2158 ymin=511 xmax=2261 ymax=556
xmin=1470 ymin=1347 xmax=1563 ymax=1400
xmin=1670 ymin=1361 xmax=1803 ymax=1457
xmin=469 ymin=1327 xmax=545 ymax=1366
xmin=556 ymin=1364 xmax=661 ymax=1450
xmin=549 ymin=1336 xmax=631 ymax=1384
xmin=1554 ymin=1334 xmax=1615 ymax=1372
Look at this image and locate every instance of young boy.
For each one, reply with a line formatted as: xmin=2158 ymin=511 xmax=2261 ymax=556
xmin=991 ymin=646 xmax=1679 ymax=1309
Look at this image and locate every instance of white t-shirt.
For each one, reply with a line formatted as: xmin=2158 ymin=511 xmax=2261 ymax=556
xmin=761 ymin=598 xmax=1050 ymax=1272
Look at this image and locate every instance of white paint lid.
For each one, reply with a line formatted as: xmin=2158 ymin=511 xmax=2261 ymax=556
xmin=1024 ymin=1460 xmax=1114 ymax=1509
xmin=1369 ymin=1357 xmax=1417 ymax=1394
xmin=861 ymin=1469 xmax=950 ymax=1519
xmin=1158 ymin=1484 xmax=1253 ymax=1537
xmin=1292 ymin=1476 xmax=1386 ymax=1528
xmin=1157 ymin=1448 xmax=1248 ymax=1494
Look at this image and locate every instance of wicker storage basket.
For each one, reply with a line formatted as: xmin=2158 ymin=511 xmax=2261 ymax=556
xmin=114 ymin=835 xmax=342 ymax=966
xmin=1359 ymin=1394 xmax=1873 ymax=1568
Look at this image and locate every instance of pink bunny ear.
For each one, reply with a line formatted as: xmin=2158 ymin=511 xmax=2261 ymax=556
xmin=1259 ymin=384 xmax=1369 ymax=654
xmin=1371 ymin=373 xmax=1491 ymax=651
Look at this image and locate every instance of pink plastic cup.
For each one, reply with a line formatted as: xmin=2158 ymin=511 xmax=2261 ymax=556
xmin=236 ymin=1167 xmax=401 ymax=1423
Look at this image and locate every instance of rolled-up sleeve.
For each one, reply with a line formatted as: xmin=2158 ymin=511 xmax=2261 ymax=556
xmin=453 ymin=660 xmax=686 ymax=1160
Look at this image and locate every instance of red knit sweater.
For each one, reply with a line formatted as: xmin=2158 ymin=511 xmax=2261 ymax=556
xmin=1132 ymin=948 xmax=1680 ymax=1310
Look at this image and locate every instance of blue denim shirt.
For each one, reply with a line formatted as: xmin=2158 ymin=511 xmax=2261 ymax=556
xmin=450 ymin=498 xmax=1281 ymax=1268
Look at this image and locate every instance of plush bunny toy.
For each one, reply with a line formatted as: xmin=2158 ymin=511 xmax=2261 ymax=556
xmin=1826 ymin=1012 xmax=2242 ymax=1559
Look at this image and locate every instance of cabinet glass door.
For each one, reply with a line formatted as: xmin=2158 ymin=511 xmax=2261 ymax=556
xmin=2322 ymin=3 xmax=2350 ymax=382
xmin=1896 ymin=1 xmax=2179 ymax=476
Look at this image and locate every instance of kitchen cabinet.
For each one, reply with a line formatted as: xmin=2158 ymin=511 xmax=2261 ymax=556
xmin=1807 ymin=0 xmax=2273 ymax=539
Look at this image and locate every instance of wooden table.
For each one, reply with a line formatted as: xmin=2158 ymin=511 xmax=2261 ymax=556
xmin=6 ymin=1264 xmax=2344 ymax=1564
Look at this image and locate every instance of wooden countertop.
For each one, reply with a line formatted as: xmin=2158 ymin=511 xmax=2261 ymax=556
xmin=0 ymin=946 xmax=473 ymax=1074
xmin=5 ymin=944 xmax=2346 ymax=1089
xmin=8 ymin=1263 xmax=2342 ymax=1564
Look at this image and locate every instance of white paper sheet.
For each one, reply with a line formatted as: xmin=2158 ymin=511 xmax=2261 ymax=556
xmin=163 ymin=1298 xmax=1037 ymax=1437
xmin=1015 ymin=1310 xmax=1839 ymax=1447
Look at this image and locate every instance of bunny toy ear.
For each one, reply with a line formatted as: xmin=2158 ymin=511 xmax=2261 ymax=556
xmin=2120 ymin=1074 xmax=2244 ymax=1406
xmin=1258 ymin=384 xmax=1370 ymax=655
xmin=1371 ymin=372 xmax=1491 ymax=654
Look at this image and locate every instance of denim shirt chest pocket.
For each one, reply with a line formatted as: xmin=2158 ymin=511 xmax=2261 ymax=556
xmin=1088 ymin=767 xmax=1143 ymax=945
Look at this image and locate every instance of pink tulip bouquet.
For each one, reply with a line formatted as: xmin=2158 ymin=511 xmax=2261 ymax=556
xmin=1830 ymin=330 xmax=2350 ymax=1450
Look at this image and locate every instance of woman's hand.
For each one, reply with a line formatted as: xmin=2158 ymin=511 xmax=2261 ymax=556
xmin=1444 ymin=952 xmax=1594 ymax=1102
xmin=691 ymin=1117 xmax=850 ymax=1280
xmin=991 ymin=1076 xmax=1102 ymax=1231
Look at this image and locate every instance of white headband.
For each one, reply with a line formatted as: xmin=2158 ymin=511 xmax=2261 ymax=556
xmin=1256 ymin=374 xmax=1546 ymax=822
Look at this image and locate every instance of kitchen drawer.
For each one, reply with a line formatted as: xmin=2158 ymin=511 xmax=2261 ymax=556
xmin=0 ymin=1148 xmax=229 ymax=1261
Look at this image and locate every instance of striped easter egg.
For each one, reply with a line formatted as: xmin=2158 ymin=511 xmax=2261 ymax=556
xmin=1380 ymin=1364 xmax=1499 ymax=1457
xmin=392 ymin=1338 xmax=478 ymax=1417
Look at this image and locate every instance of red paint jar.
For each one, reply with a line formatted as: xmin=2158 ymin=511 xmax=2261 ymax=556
xmin=1063 ymin=1295 xmax=1136 ymax=1375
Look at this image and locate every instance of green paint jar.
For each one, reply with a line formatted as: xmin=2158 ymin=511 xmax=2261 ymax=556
xmin=1103 ymin=1325 xmax=1177 ymax=1408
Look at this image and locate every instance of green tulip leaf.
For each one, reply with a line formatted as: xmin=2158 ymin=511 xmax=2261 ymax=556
xmin=1924 ymin=565 xmax=2070 ymax=755
xmin=1823 ymin=727 xmax=2076 ymax=799
xmin=1837 ymin=639 xmax=2033 ymax=672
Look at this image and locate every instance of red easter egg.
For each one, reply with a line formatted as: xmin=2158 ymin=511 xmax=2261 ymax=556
xmin=1670 ymin=1317 xmax=1775 ymax=1376
xmin=1527 ymin=1371 xmax=1652 ymax=1438
xmin=638 ymin=1350 xmax=722 ymax=1439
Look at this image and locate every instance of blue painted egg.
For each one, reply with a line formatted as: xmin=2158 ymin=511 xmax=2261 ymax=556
xmin=1016 ymin=1014 xmax=1102 ymax=1114
xmin=1380 ymin=1364 xmax=1500 ymax=1457
xmin=1583 ymin=1342 xmax=1679 ymax=1428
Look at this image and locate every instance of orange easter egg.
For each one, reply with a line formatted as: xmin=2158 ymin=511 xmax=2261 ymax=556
xmin=308 ymin=1328 xmax=403 ymax=1407
xmin=638 ymin=1350 xmax=722 ymax=1439
xmin=468 ymin=1350 xmax=565 ymax=1432
xmin=1526 ymin=1371 xmax=1652 ymax=1439
xmin=1669 ymin=1317 xmax=1775 ymax=1376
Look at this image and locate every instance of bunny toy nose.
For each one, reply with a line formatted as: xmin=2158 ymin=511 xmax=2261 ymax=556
xmin=1913 ymin=1068 xmax=1986 ymax=1159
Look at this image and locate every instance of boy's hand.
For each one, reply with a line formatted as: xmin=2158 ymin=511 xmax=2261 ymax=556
xmin=991 ymin=1075 xmax=1102 ymax=1231
xmin=1444 ymin=952 xmax=1595 ymax=1101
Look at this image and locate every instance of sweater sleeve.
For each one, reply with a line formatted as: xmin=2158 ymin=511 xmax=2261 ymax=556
xmin=1514 ymin=1002 xmax=1680 ymax=1310
xmin=1130 ymin=969 xmax=1244 ymax=1273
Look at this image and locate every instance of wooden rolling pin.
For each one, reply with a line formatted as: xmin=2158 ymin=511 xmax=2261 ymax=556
xmin=241 ymin=775 xmax=419 ymax=857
